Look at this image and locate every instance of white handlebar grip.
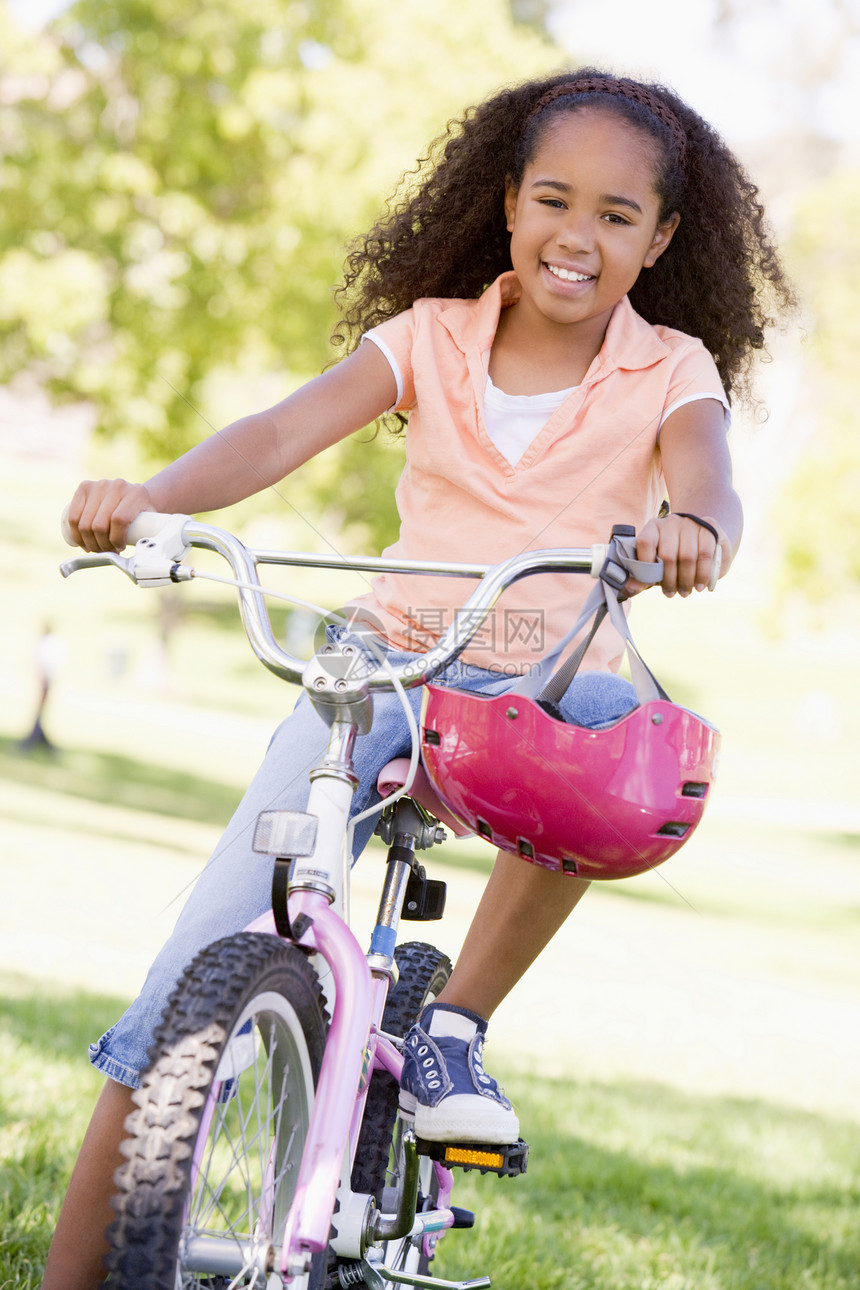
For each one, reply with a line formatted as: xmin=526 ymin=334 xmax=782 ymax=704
xmin=60 ymin=506 xmax=187 ymax=553
xmin=590 ymin=543 xmax=609 ymax=578
xmin=126 ymin=511 xmax=179 ymax=544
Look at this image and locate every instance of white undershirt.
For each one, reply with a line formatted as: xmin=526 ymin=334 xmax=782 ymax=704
xmin=362 ymin=333 xmax=731 ymax=467
xmin=483 ymin=374 xmax=577 ymax=466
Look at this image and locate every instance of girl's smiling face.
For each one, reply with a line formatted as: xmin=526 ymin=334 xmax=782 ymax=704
xmin=504 ymin=108 xmax=680 ymax=337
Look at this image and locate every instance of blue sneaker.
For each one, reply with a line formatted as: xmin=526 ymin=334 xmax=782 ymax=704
xmin=399 ymin=1003 xmax=520 ymax=1144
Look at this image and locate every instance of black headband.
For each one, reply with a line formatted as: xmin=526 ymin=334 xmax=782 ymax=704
xmin=527 ymin=77 xmax=688 ymax=171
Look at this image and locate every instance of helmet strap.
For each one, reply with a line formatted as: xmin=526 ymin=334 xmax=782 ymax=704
xmin=513 ymin=534 xmax=670 ymax=709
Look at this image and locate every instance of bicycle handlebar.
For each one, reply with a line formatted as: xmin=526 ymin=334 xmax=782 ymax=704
xmin=60 ymin=510 xmax=644 ymax=691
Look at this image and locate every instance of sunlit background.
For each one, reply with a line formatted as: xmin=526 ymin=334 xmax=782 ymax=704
xmin=1 ymin=0 xmax=858 ymax=1282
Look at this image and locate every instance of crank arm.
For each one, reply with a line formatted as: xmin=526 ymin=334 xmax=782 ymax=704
xmin=354 ymin=1261 xmax=490 ymax=1290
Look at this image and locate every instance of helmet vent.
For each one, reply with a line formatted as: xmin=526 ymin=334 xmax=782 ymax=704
xmin=423 ymin=728 xmax=441 ymax=746
xmin=517 ymin=838 xmax=535 ymax=859
xmin=657 ymin=821 xmax=691 ymax=838
xmin=476 ymin=817 xmax=493 ymax=842
xmin=681 ymin=782 xmax=708 ymax=799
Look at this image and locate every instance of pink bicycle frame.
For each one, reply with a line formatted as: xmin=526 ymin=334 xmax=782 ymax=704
xmin=243 ymin=893 xmax=455 ymax=1282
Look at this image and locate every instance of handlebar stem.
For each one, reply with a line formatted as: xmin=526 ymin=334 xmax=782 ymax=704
xmin=303 ymin=645 xmax=374 ymax=734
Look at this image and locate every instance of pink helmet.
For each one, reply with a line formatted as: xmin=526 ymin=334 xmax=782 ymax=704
xmin=420 ymin=686 xmax=719 ymax=880
xmin=418 ymin=530 xmax=720 ymax=881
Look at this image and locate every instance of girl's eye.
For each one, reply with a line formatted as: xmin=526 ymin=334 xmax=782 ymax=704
xmin=603 ymin=212 xmax=631 ymax=226
xmin=537 ymin=197 xmax=566 ymax=209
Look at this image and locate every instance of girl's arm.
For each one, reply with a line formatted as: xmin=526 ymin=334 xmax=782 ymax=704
xmin=66 ymin=341 xmax=398 ymax=552
xmin=631 ymin=399 xmax=743 ymax=597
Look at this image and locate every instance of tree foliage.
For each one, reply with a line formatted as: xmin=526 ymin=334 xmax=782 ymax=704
xmin=0 ymin=0 xmax=556 ymax=549
xmin=2 ymin=2 xmax=337 ymax=439
xmin=775 ymin=169 xmax=860 ymax=600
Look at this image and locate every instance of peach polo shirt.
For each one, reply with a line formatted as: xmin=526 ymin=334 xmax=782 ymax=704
xmin=353 ymin=272 xmax=728 ymax=673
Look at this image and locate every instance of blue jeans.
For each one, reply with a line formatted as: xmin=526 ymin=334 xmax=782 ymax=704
xmin=89 ymin=645 xmax=635 ymax=1088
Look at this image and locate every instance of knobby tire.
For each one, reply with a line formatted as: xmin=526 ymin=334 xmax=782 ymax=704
xmin=105 ymin=932 xmax=329 ymax=1290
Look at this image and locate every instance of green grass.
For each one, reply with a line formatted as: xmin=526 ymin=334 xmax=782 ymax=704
xmin=0 ymin=735 xmax=242 ymax=829
xmin=1 ymin=970 xmax=857 ymax=1290
xmin=0 ymin=974 xmax=122 ymax=1289
xmin=437 ymin=1079 xmax=860 ymax=1290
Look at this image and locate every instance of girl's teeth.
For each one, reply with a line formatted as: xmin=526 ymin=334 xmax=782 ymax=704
xmin=547 ymin=265 xmax=591 ymax=281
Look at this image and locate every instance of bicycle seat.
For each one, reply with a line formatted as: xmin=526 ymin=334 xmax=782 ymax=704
xmin=376 ymin=759 xmax=472 ymax=838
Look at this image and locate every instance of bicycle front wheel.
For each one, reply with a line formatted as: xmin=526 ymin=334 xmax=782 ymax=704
xmin=106 ymin=932 xmax=329 ymax=1290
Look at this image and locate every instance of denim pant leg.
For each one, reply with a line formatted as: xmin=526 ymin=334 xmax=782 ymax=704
xmin=448 ymin=662 xmax=638 ymax=726
xmin=89 ymin=682 xmax=426 ymax=1088
xmin=558 ymin=670 xmax=638 ymax=726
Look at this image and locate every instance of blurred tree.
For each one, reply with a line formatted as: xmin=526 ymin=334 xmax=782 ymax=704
xmin=0 ymin=0 xmax=556 ymax=551
xmin=1 ymin=0 xmax=355 ymax=450
xmin=775 ymin=169 xmax=860 ymax=600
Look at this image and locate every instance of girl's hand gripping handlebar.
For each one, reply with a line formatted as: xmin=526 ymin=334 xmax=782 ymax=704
xmin=61 ymin=508 xmax=192 ymax=587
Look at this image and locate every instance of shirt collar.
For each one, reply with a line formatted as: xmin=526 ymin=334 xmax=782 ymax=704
xmin=437 ymin=272 xmax=672 ymax=375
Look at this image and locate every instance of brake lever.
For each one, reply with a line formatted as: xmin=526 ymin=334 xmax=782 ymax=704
xmin=60 ymin=547 xmax=195 ymax=586
xmin=60 ymin=551 xmax=138 ymax=581
xmin=59 ymin=513 xmax=193 ymax=587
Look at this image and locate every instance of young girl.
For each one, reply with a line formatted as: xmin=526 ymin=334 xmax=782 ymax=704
xmin=48 ymin=68 xmax=793 ymax=1288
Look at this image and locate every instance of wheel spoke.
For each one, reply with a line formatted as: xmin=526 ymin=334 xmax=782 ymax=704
xmin=181 ymin=1015 xmax=314 ymax=1286
xmin=189 ymin=1022 xmax=293 ymax=1243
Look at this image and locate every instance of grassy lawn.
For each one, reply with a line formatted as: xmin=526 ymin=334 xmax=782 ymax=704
xmin=1 ymin=969 xmax=858 ymax=1289
xmin=2 ymin=440 xmax=859 ymax=1286
xmin=0 ymin=975 xmax=115 ymax=1290
xmin=437 ymin=1078 xmax=860 ymax=1289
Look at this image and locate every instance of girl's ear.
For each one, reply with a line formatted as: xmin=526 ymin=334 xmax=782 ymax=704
xmin=643 ymin=211 xmax=681 ymax=268
xmin=504 ymin=177 xmax=519 ymax=232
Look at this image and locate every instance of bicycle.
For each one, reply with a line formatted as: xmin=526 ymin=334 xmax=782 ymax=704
xmin=59 ymin=512 xmax=683 ymax=1290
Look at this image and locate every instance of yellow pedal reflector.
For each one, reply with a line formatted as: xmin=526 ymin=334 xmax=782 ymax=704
xmin=444 ymin=1146 xmax=505 ymax=1169
xmin=415 ymin=1135 xmax=528 ymax=1176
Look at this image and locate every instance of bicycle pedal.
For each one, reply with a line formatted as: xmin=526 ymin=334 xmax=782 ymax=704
xmin=415 ymin=1137 xmax=528 ymax=1176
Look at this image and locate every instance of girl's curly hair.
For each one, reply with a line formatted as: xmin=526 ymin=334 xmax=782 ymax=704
xmin=334 ymin=68 xmax=795 ymax=409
